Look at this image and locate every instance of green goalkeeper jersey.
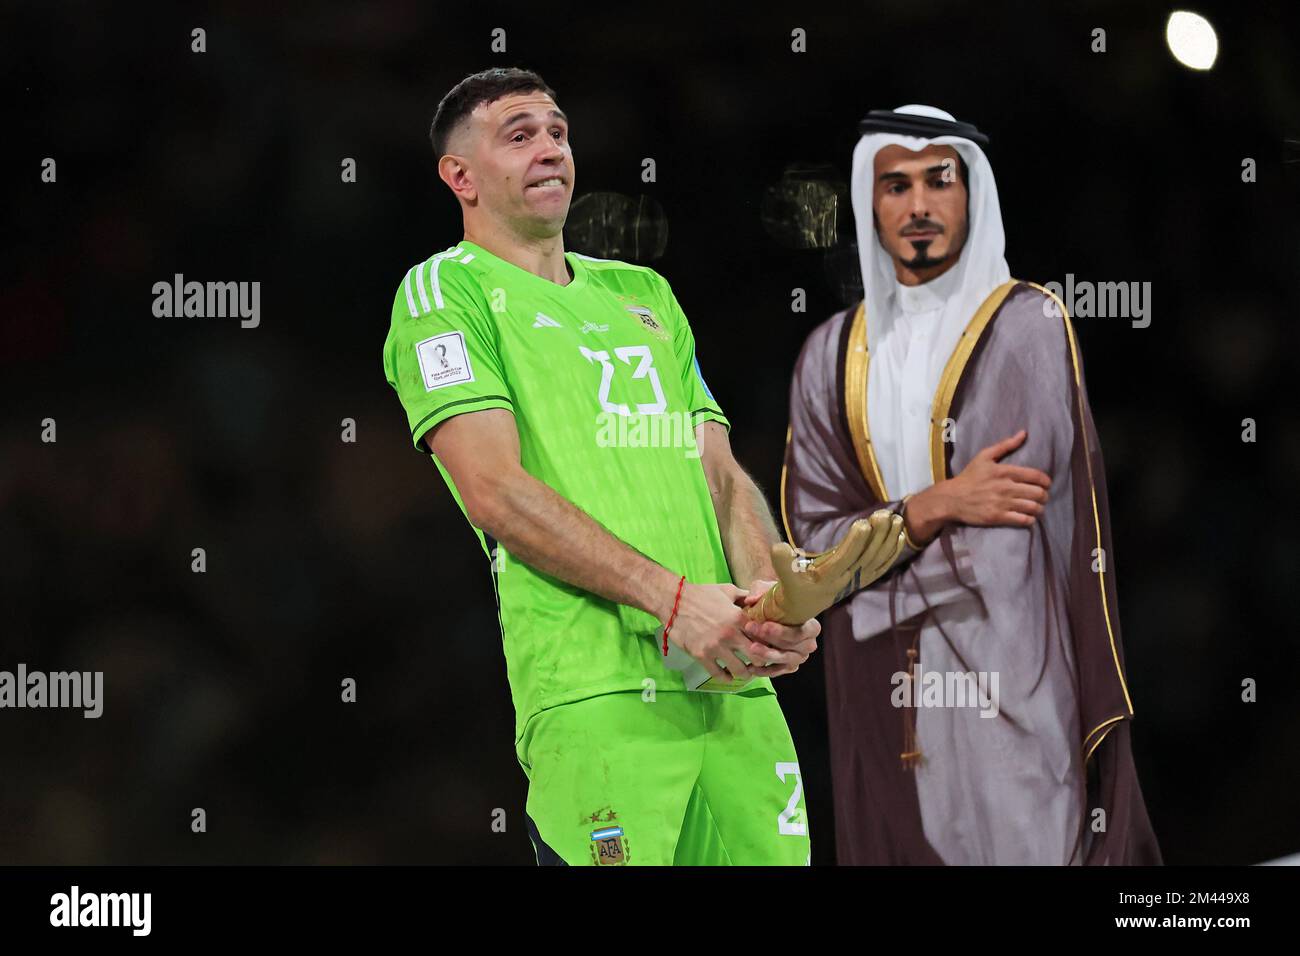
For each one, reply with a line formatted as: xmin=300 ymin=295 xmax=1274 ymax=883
xmin=382 ymin=240 xmax=773 ymax=741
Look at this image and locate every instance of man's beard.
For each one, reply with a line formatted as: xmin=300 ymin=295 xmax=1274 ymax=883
xmin=901 ymin=238 xmax=950 ymax=270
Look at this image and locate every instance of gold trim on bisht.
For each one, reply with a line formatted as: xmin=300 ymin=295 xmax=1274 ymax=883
xmin=925 ymin=280 xmax=1135 ymax=761
xmin=927 ymin=280 xmax=1019 ymax=484
xmin=779 ymin=424 xmax=796 ymax=547
xmin=1084 ymin=715 xmax=1126 ymax=763
xmin=1027 ymin=281 xmax=1136 ymax=739
xmin=844 ymin=302 xmax=889 ymax=503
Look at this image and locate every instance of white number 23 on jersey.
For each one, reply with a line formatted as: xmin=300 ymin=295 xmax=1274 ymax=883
xmin=578 ymin=345 xmax=667 ymax=415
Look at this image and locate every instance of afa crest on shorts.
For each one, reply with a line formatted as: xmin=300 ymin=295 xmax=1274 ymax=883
xmin=590 ymin=825 xmax=629 ymax=865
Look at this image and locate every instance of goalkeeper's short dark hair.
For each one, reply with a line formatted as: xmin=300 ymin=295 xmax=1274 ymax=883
xmin=430 ymin=67 xmax=558 ymax=161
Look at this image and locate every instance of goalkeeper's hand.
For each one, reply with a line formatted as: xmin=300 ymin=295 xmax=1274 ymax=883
xmin=662 ymin=582 xmax=811 ymax=684
xmin=738 ymin=598 xmax=820 ymax=675
xmin=742 ymin=509 xmax=907 ymax=633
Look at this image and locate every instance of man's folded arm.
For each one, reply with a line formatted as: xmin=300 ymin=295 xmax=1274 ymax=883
xmin=784 ymin=290 xmax=1073 ymax=642
xmin=845 ymin=289 xmax=1079 ymax=640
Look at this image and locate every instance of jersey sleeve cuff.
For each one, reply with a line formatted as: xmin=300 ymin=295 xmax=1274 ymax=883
xmin=410 ymin=394 xmax=514 ymax=452
xmin=690 ymin=407 xmax=730 ymax=432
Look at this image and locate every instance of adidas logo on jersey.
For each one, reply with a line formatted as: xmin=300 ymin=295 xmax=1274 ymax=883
xmin=532 ymin=312 xmax=562 ymax=328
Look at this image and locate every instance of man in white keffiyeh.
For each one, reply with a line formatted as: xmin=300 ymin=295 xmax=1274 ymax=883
xmin=781 ymin=105 xmax=1161 ymax=865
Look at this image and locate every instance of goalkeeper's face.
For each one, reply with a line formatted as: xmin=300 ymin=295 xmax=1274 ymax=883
xmin=466 ymin=91 xmax=575 ymax=239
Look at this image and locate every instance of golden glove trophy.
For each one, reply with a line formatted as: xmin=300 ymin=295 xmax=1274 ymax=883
xmin=660 ymin=509 xmax=908 ymax=692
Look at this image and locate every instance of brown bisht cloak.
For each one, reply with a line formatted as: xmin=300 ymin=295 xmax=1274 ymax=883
xmin=782 ymin=280 xmax=1161 ymax=865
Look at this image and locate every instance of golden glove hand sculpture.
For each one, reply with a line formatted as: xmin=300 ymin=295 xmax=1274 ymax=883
xmin=745 ymin=510 xmax=908 ymax=625
xmin=669 ymin=509 xmax=909 ymax=693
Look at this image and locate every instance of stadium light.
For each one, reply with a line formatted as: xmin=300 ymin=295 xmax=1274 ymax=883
xmin=1166 ymin=10 xmax=1218 ymax=70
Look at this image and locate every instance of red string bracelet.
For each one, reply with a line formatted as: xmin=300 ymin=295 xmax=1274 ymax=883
xmin=662 ymin=575 xmax=687 ymax=655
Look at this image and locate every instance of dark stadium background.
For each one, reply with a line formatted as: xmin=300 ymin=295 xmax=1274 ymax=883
xmin=2 ymin=1 xmax=1296 ymax=865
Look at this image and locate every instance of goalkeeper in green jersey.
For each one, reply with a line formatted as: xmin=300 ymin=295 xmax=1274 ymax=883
xmin=382 ymin=67 xmax=821 ymax=866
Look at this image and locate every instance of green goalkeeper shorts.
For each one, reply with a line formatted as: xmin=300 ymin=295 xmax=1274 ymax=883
xmin=516 ymin=687 xmax=811 ymax=866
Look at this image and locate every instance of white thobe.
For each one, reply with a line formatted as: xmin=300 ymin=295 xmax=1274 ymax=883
xmin=866 ymin=265 xmax=961 ymax=499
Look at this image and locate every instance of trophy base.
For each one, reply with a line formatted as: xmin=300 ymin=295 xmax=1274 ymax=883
xmin=657 ymin=628 xmax=757 ymax=694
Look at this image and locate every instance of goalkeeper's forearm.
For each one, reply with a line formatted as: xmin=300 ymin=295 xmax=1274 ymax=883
xmin=711 ymin=465 xmax=782 ymax=589
xmin=467 ymin=464 xmax=681 ymax=623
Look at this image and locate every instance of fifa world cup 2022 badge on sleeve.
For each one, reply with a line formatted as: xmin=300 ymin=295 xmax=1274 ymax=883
xmin=586 ymin=807 xmax=630 ymax=865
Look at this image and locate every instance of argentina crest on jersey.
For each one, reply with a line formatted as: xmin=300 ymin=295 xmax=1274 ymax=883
xmin=626 ymin=305 xmax=670 ymax=342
